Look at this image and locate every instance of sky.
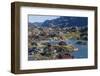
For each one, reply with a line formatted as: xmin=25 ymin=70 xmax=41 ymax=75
xmin=28 ymin=15 xmax=59 ymax=23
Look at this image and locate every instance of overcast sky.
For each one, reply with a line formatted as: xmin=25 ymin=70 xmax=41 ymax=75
xmin=28 ymin=15 xmax=59 ymax=23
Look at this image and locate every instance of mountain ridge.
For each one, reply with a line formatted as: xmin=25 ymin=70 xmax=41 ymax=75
xmin=29 ymin=16 xmax=88 ymax=28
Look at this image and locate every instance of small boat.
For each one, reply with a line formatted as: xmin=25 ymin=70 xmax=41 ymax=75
xmin=74 ymin=48 xmax=79 ymax=51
